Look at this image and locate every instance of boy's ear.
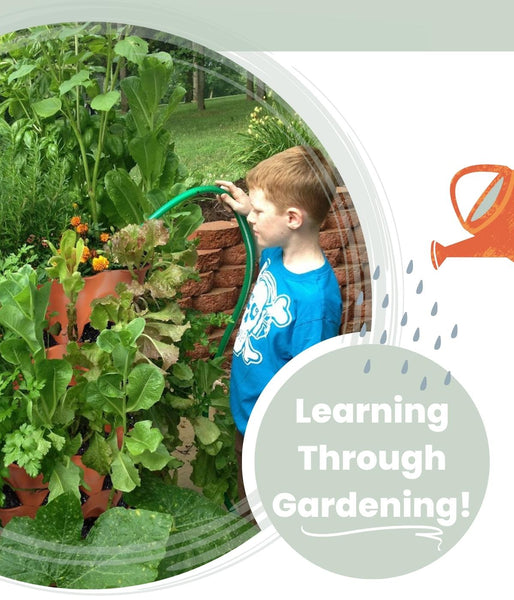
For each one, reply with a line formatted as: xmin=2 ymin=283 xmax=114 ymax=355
xmin=286 ymin=207 xmax=304 ymax=230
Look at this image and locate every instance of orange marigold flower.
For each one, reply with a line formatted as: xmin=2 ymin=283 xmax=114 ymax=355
xmin=92 ymin=256 xmax=109 ymax=272
xmin=70 ymin=216 xmax=81 ymax=227
xmin=99 ymin=232 xmax=110 ymax=243
xmin=81 ymin=247 xmax=91 ymax=263
xmin=76 ymin=223 xmax=89 ymax=235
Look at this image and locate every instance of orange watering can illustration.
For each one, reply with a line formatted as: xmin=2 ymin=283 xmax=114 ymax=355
xmin=431 ymin=164 xmax=514 ymax=269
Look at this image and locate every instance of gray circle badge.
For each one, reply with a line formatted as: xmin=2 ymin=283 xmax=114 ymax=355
xmin=253 ymin=344 xmax=489 ymax=578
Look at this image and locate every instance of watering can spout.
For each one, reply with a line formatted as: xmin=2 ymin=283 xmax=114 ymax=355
xmin=430 ymin=241 xmax=446 ymax=270
xmin=431 ymin=234 xmax=514 ymax=269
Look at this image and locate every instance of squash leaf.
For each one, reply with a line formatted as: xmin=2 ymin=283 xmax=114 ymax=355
xmin=0 ymin=492 xmax=172 ymax=588
xmin=125 ymin=473 xmax=257 ymax=579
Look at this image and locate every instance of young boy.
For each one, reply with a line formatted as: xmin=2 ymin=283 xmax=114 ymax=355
xmin=216 ymin=145 xmax=342 ymax=508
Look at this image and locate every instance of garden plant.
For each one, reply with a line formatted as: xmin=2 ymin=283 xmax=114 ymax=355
xmin=0 ymin=23 xmax=257 ymax=589
xmin=233 ymin=92 xmax=321 ymax=170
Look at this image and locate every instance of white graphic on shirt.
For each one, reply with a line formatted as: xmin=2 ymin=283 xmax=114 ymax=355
xmin=234 ymin=258 xmax=292 ymax=365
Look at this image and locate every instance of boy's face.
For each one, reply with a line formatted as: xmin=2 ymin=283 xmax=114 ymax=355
xmin=247 ymin=188 xmax=290 ymax=248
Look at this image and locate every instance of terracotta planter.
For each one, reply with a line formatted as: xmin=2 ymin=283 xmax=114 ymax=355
xmin=47 ymin=269 xmax=133 ymax=344
xmin=0 ymin=465 xmax=49 ymax=526
xmin=71 ymin=455 xmax=123 ymax=520
xmin=0 ymin=456 xmax=123 ymax=526
xmin=1 ymin=422 xmax=125 ymax=526
xmin=45 ymin=343 xmax=85 ymax=385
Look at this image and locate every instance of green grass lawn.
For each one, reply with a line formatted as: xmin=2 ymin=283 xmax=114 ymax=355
xmin=169 ymin=94 xmax=255 ymax=186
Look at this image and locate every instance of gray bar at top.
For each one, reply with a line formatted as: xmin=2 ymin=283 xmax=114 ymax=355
xmin=1 ymin=0 xmax=514 ymax=50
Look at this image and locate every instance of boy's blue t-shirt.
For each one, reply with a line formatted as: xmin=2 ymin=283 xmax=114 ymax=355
xmin=230 ymin=246 xmax=342 ymax=434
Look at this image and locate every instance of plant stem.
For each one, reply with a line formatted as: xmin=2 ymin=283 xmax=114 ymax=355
xmin=90 ymin=31 xmax=117 ymax=225
xmin=107 ymin=486 xmax=116 ymax=510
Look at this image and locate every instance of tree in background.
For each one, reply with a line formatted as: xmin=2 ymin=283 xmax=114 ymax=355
xmin=146 ymin=34 xmax=247 ymax=107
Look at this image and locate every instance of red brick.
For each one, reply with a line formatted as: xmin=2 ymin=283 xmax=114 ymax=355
xmin=213 ymin=264 xmax=247 ymax=288
xmin=323 ymin=207 xmax=361 ymax=231
xmin=177 ymin=296 xmax=193 ymax=309
xmin=349 ymin=224 xmax=366 ymax=246
xmin=189 ymin=221 xmax=242 ymax=250
xmin=192 ymin=287 xmax=239 ymax=313
xmin=320 ymin=228 xmax=349 ymax=250
xmin=321 ymin=212 xmax=339 ymax=231
xmin=208 ymin=327 xmax=235 ymax=353
xmin=180 ymin=271 xmax=214 ymax=297
xmin=334 ymin=186 xmax=354 ymax=210
xmin=324 ymin=248 xmax=343 ymax=268
xmin=344 ymin=243 xmax=368 ymax=265
xmin=333 ymin=265 xmax=362 ymax=286
xmin=344 ymin=297 xmax=372 ymax=320
xmin=186 ymin=344 xmax=211 ymax=360
xmin=340 ymin=317 xmax=372 ymax=335
xmin=341 ymin=284 xmax=361 ymax=306
xmin=222 ymin=243 xmax=247 ymax=266
xmin=186 ymin=325 xmax=236 ymax=360
xmin=196 ymin=248 xmax=222 ymax=273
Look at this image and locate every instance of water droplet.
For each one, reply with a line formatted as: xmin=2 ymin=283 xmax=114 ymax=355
xmin=444 ymin=371 xmax=452 ymax=385
xmin=373 ymin=265 xmax=381 ymax=280
xmin=431 ymin=302 xmax=438 ymax=316
xmin=416 ymin=280 xmax=423 ymax=294
xmin=356 ymin=291 xmax=364 ymax=306
xmin=434 ymin=336 xmax=441 ymax=350
xmin=451 ymin=324 xmax=458 ymax=338
xmin=420 ymin=377 xmax=427 ymax=391
xmin=401 ymin=360 xmax=408 ymax=374
xmin=401 ymin=312 xmax=408 ymax=326
xmin=380 ymin=330 xmax=387 ymax=344
xmin=364 ymin=359 xmax=371 ymax=374
xmin=382 ymin=294 xmax=389 ymax=308
xmin=413 ymin=328 xmax=420 ymax=342
xmin=406 ymin=260 xmax=414 ymax=274
xmin=359 ymin=322 xmax=367 ymax=337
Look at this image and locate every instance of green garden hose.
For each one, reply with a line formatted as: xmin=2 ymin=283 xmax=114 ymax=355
xmin=148 ymin=185 xmax=256 ymax=358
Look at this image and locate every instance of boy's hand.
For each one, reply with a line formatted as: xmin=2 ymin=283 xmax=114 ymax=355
xmin=215 ymin=180 xmax=252 ymax=216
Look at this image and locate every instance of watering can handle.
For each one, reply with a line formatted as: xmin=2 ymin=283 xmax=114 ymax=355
xmin=148 ymin=186 xmax=256 ymax=358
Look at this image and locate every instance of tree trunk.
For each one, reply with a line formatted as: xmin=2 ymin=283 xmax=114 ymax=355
xmin=120 ymin=61 xmax=129 ymax=113
xmin=255 ymin=78 xmax=266 ymax=100
xmin=192 ymin=43 xmax=205 ymax=111
xmin=246 ymin=72 xmax=254 ymax=100
xmin=184 ymin=66 xmax=194 ymax=103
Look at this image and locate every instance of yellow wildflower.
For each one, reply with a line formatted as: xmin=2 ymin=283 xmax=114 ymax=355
xmin=99 ymin=232 xmax=110 ymax=243
xmin=92 ymin=256 xmax=109 ymax=272
xmin=70 ymin=216 xmax=81 ymax=227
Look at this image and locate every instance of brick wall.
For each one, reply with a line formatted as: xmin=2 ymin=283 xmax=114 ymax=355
xmin=181 ymin=186 xmax=372 ymax=357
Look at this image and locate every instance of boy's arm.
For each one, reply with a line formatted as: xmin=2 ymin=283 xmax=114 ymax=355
xmin=215 ymin=180 xmax=252 ymax=216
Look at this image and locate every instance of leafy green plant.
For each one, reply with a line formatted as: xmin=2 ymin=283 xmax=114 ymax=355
xmin=0 ymin=218 xmax=239 ymax=510
xmin=0 ymin=492 xmax=173 ymax=588
xmin=0 ymin=24 xmax=187 ymax=229
xmin=46 ymin=229 xmax=86 ymax=341
xmin=0 ymin=265 xmax=77 ymax=503
xmin=126 ymin=473 xmax=257 ymax=579
xmin=68 ymin=316 xmax=176 ymax=493
xmin=0 ymin=476 xmax=256 ymax=588
xmin=0 ymin=244 xmax=45 ymax=278
xmin=0 ymin=126 xmax=78 ymax=263
xmin=92 ymin=219 xmax=238 ymax=504
xmin=233 ymin=93 xmax=320 ymax=170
